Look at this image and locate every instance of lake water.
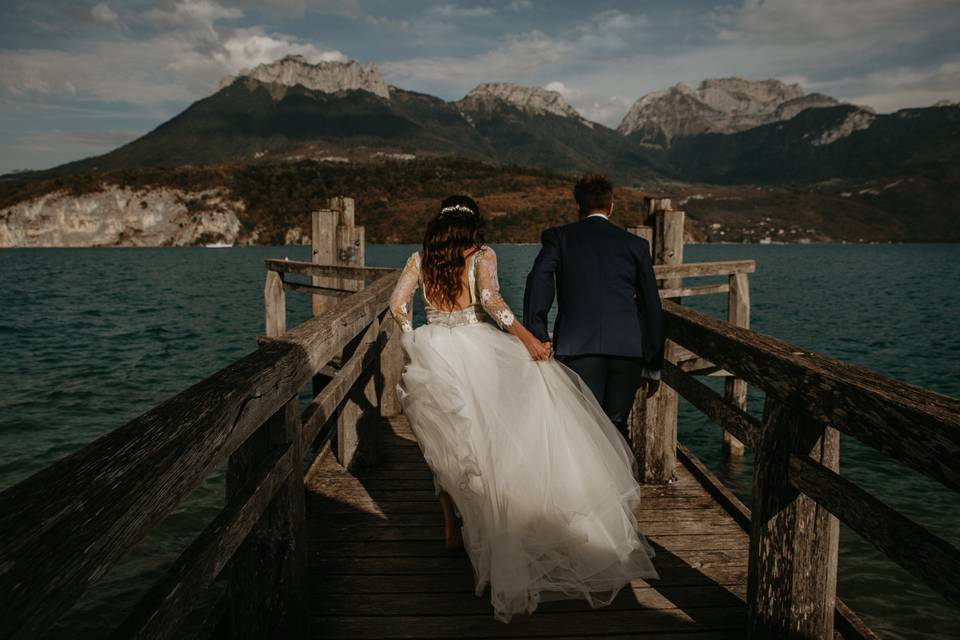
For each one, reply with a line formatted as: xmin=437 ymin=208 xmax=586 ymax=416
xmin=1 ymin=243 xmax=958 ymax=638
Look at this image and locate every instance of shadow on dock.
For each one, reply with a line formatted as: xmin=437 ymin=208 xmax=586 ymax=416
xmin=304 ymin=416 xmax=748 ymax=639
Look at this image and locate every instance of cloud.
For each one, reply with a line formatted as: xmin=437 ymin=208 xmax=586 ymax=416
xmin=383 ymin=29 xmax=571 ymax=95
xmin=214 ymin=29 xmax=345 ymax=72
xmin=812 ymin=60 xmax=960 ymax=112
xmin=0 ymin=2 xmax=343 ymax=104
xmin=219 ymin=0 xmax=362 ymax=18
xmin=507 ymin=0 xmax=533 ymax=11
xmin=137 ymin=0 xmax=243 ymax=30
xmin=544 ymin=81 xmax=579 ymax=99
xmin=90 ymin=3 xmax=121 ymax=29
xmin=430 ymin=5 xmax=497 ymax=19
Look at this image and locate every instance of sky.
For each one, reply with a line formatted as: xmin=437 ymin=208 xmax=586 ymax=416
xmin=1 ymin=0 xmax=959 ymax=172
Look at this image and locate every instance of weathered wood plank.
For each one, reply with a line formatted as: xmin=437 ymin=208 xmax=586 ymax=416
xmin=662 ymin=361 xmax=759 ymax=449
xmin=309 ymin=607 xmax=746 ymax=638
xmin=723 ymin=271 xmax=750 ymax=456
xmin=746 ymin=398 xmax=839 ymax=639
xmin=301 ymin=313 xmax=397 ymax=450
xmin=312 ymin=549 xmax=749 ymax=576
xmin=264 ymin=270 xmax=285 ymax=338
xmin=282 ymin=280 xmax=353 ymax=299
xmin=310 ymin=208 xmax=338 ymax=316
xmin=312 ymin=586 xmax=745 ymax=616
xmin=266 ymin=258 xmax=394 ymax=280
xmin=658 ymin=283 xmax=730 ymax=299
xmin=662 ymin=299 xmax=960 ymax=492
xmin=789 ymin=453 xmax=960 ymax=607
xmin=226 ymin=397 xmax=309 ymax=639
xmin=308 ymin=530 xmax=747 ymax=557
xmin=308 ymin=573 xmax=746 ymax=595
xmin=653 ymin=260 xmax=756 ymax=279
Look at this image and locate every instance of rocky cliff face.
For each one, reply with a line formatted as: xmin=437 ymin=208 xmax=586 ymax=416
xmin=618 ymin=77 xmax=841 ymax=145
xmin=219 ymin=55 xmax=390 ymax=99
xmin=0 ymin=187 xmax=243 ymax=247
xmin=457 ymin=83 xmax=592 ymax=126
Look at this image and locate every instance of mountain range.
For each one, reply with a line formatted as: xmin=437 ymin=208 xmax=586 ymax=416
xmin=2 ymin=55 xmax=958 ymax=245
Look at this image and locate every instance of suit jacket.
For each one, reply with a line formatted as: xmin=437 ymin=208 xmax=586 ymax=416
xmin=523 ymin=215 xmax=664 ymax=370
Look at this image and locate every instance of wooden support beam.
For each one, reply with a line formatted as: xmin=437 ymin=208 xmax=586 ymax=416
xmin=264 ymin=270 xmax=285 ymax=338
xmin=282 ymin=280 xmax=354 ymax=299
xmin=336 ymin=317 xmax=380 ymax=469
xmin=747 ymin=397 xmax=839 ymax=639
xmin=662 ymin=298 xmax=960 ymax=493
xmin=662 ymin=361 xmax=759 ymax=448
xmin=265 ymin=259 xmax=394 ymax=280
xmin=789 ymin=454 xmax=960 ymax=608
xmin=653 ymin=260 xmax=756 ymax=279
xmin=311 ymin=208 xmax=338 ymax=316
xmin=658 ymin=282 xmax=729 ymax=299
xmin=627 ymin=225 xmax=654 ymax=257
xmin=111 ymin=444 xmax=295 ymax=640
xmin=226 ymin=396 xmax=309 ymax=639
xmin=629 ymin=209 xmax=683 ymax=484
xmin=724 ymin=271 xmax=750 ymax=456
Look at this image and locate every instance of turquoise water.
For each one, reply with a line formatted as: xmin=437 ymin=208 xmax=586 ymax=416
xmin=1 ymin=244 xmax=958 ymax=638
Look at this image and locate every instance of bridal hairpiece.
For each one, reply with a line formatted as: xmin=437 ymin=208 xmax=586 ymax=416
xmin=440 ymin=204 xmax=476 ymax=217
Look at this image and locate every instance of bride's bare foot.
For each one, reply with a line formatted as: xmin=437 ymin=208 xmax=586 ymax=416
xmin=444 ymin=520 xmax=463 ymax=551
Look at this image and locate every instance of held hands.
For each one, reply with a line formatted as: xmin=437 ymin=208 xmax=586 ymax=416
xmin=522 ymin=336 xmax=553 ymax=361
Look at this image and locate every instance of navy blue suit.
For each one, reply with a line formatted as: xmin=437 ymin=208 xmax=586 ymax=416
xmin=523 ymin=215 xmax=664 ymax=439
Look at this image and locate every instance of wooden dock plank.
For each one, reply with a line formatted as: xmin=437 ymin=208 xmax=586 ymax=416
xmin=305 ymin=416 xmax=749 ymax=639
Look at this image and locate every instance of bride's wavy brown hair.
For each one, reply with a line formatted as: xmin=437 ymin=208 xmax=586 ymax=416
xmin=421 ymin=195 xmax=484 ymax=311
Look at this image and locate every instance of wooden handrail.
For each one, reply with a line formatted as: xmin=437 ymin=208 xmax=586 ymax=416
xmin=789 ymin=454 xmax=960 ymax=608
xmin=653 ymin=259 xmax=756 ymax=279
xmin=655 ymin=296 xmax=960 ymax=637
xmin=265 ymin=258 xmax=396 ymax=280
xmin=662 ymin=299 xmax=960 ymax=492
xmin=0 ymin=270 xmax=400 ymax=639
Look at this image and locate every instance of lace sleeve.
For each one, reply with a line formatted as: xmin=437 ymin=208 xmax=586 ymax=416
xmin=476 ymin=246 xmax=515 ymax=330
xmin=389 ymin=252 xmax=420 ymax=333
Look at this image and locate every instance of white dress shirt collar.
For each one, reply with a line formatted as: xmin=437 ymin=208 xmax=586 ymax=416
xmin=586 ymin=211 xmax=609 ymax=220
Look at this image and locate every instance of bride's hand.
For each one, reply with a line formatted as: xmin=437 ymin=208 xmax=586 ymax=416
xmin=522 ymin=336 xmax=552 ymax=361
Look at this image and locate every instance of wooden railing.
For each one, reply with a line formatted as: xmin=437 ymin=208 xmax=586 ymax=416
xmin=0 ymin=264 xmax=403 ymax=640
xmin=649 ymin=296 xmax=960 ymax=639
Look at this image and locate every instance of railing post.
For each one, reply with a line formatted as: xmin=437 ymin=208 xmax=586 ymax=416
xmin=336 ymin=317 xmax=380 ymax=469
xmin=723 ymin=271 xmax=750 ymax=456
xmin=311 ymin=196 xmax=364 ymax=398
xmin=311 ymin=207 xmax=338 ymax=317
xmin=747 ymin=397 xmax=840 ymax=639
xmin=264 ymin=270 xmax=286 ymax=338
xmin=379 ymin=323 xmax=404 ymax=418
xmin=628 ymin=201 xmax=682 ymax=483
xmin=626 ymin=225 xmax=654 ymax=258
xmin=225 ymin=396 xmax=309 ymax=639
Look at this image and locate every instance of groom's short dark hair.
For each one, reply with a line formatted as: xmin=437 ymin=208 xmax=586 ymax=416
xmin=574 ymin=173 xmax=613 ymax=216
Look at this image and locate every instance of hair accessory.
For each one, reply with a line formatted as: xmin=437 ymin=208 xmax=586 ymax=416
xmin=440 ymin=204 xmax=476 ymax=217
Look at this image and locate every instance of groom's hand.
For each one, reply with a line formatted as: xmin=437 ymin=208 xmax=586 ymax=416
xmin=542 ymin=341 xmax=553 ymax=359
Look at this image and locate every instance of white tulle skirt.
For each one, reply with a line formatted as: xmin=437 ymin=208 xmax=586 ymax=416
xmin=396 ymin=321 xmax=659 ymax=623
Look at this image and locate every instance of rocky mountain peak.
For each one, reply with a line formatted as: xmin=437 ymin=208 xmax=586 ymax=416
xmin=219 ymin=55 xmax=390 ymax=99
xmin=618 ymin=77 xmax=841 ymax=145
xmin=457 ymin=83 xmax=589 ymax=124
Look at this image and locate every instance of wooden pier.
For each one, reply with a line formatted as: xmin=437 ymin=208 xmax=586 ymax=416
xmin=1 ymin=197 xmax=958 ymax=640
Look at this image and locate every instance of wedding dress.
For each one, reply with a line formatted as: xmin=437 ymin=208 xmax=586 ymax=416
xmin=389 ymin=245 xmax=658 ymax=623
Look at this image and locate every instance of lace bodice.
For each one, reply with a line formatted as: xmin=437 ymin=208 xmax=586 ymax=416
xmin=389 ymin=245 xmax=516 ymax=332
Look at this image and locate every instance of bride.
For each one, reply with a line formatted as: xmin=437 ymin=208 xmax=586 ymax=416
xmin=388 ymin=195 xmax=659 ymax=623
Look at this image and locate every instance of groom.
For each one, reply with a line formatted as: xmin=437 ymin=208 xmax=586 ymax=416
xmin=523 ymin=173 xmax=665 ymax=442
